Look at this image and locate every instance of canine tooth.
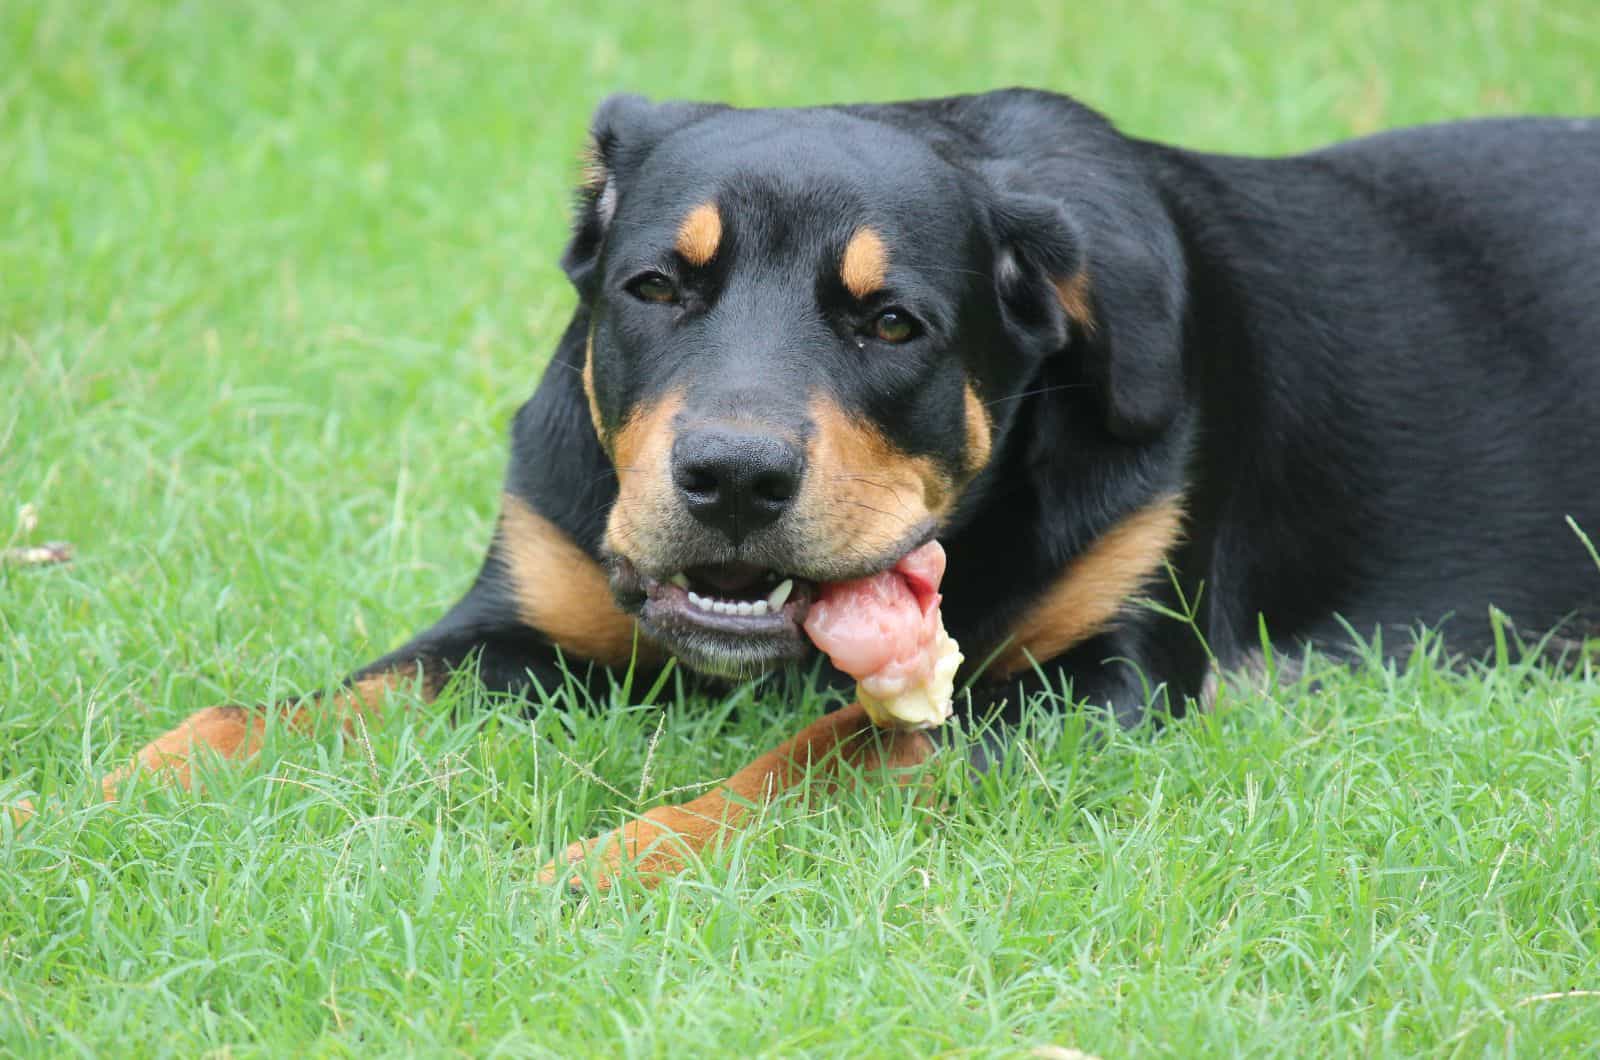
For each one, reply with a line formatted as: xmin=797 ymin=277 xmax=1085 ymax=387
xmin=767 ymin=579 xmax=793 ymax=609
xmin=751 ymin=600 xmax=769 ymax=616
xmin=670 ymin=573 xmax=690 ymax=589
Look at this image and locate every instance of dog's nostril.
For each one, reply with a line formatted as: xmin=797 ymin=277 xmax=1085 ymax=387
xmin=676 ymin=465 xmax=721 ymax=499
xmin=750 ymin=470 xmax=798 ymax=505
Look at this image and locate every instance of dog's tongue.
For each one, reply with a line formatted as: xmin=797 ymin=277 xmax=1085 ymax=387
xmin=803 ymin=541 xmax=962 ymax=729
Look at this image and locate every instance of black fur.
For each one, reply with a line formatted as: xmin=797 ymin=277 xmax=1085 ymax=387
xmin=361 ymin=89 xmax=1600 ymax=743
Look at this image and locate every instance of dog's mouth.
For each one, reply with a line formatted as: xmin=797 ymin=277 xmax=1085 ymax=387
xmin=608 ymin=517 xmax=939 ymax=679
xmin=610 ymin=558 xmax=820 ymax=678
xmin=657 ymin=563 xmax=815 ymax=623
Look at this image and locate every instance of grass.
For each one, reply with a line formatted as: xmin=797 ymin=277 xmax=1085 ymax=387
xmin=3 ymin=0 xmax=1598 ymax=1054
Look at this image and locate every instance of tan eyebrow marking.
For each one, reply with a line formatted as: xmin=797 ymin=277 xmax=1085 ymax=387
xmin=675 ymin=202 xmax=723 ymax=266
xmin=841 ymin=227 xmax=889 ymax=299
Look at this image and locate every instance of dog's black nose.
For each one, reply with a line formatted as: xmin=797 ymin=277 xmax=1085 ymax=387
xmin=671 ymin=427 xmax=804 ymax=543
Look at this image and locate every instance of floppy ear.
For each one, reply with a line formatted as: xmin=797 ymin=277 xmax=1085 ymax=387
xmin=987 ymin=191 xmax=1086 ymax=358
xmin=561 ymin=94 xmax=722 ymax=297
xmin=986 ymin=182 xmax=1188 ymax=441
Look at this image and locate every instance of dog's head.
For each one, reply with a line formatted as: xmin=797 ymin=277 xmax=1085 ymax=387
xmin=566 ymin=93 xmax=1186 ymax=678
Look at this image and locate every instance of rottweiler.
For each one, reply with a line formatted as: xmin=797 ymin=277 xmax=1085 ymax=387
xmin=32 ymin=89 xmax=1600 ymax=885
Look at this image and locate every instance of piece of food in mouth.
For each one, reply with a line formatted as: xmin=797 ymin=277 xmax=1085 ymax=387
xmin=802 ymin=541 xmax=963 ymax=730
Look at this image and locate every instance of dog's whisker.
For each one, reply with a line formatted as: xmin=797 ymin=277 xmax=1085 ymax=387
xmin=827 ymin=475 xmax=913 ymax=506
xmin=838 ymin=505 xmax=902 ymax=525
xmin=984 ymin=383 xmax=1093 ymax=407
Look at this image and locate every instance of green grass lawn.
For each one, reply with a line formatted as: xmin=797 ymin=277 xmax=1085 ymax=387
xmin=4 ymin=0 xmax=1599 ymax=1054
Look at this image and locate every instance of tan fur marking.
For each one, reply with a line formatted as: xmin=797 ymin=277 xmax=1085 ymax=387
xmin=583 ymin=334 xmax=605 ymax=443
xmin=94 ymin=669 xmax=439 ymax=803
xmin=8 ymin=798 xmax=34 ymax=825
xmin=540 ymin=701 xmax=933 ymax=888
xmin=993 ymin=495 xmax=1186 ymax=676
xmin=500 ymin=493 xmax=648 ymax=668
xmin=610 ymin=391 xmax=683 ymax=474
xmin=799 ymin=396 xmax=953 ymax=560
xmin=99 ymin=706 xmax=267 ymax=801
xmin=841 ymin=227 xmax=889 ymax=299
xmin=675 ymin=202 xmax=723 ymax=266
xmin=603 ymin=391 xmax=686 ymax=562
xmin=1052 ymin=271 xmax=1096 ymax=332
xmin=963 ymin=382 xmax=993 ymax=474
xmin=344 ymin=672 xmax=434 ymax=713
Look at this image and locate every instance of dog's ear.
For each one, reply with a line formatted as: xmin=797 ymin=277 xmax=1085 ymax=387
xmin=562 ymin=94 xmax=721 ymax=296
xmin=985 ymin=179 xmax=1187 ymax=441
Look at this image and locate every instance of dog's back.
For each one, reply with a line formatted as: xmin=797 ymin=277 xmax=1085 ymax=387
xmin=1148 ymin=117 xmax=1600 ymax=657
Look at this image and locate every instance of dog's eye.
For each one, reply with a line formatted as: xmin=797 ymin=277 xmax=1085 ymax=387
xmin=628 ymin=272 xmax=678 ymax=304
xmin=871 ymin=309 xmax=920 ymax=344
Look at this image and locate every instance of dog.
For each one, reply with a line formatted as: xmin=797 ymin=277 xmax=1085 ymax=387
xmin=33 ymin=89 xmax=1600 ymax=885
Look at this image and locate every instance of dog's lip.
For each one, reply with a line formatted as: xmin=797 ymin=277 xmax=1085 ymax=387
xmin=640 ymin=571 xmax=817 ymax=634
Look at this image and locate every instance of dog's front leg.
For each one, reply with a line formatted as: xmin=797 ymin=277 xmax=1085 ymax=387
xmin=539 ymin=702 xmax=935 ymax=890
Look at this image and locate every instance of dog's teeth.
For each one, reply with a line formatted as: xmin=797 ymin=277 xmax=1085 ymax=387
xmin=688 ymin=589 xmax=778 ymax=618
xmin=670 ymin=573 xmax=690 ymax=589
xmin=767 ymin=579 xmax=793 ymax=609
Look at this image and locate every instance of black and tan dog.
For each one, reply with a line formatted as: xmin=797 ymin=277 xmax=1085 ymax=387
xmin=43 ymin=89 xmax=1600 ymax=883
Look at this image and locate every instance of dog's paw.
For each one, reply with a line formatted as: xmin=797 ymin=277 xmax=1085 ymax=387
xmin=538 ymin=807 xmax=706 ymax=892
xmin=6 ymin=797 xmax=36 ymax=828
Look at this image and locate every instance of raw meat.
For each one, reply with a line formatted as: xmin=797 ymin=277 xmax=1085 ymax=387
xmin=803 ymin=541 xmax=963 ymax=729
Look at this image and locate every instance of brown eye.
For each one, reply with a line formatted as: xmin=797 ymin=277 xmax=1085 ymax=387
xmin=629 ymin=272 xmax=678 ymax=304
xmin=872 ymin=308 xmax=919 ymax=344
